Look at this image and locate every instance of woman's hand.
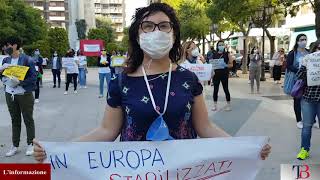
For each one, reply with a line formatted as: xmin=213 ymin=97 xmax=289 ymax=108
xmin=33 ymin=139 xmax=47 ymax=163
xmin=260 ymin=144 xmax=271 ymax=160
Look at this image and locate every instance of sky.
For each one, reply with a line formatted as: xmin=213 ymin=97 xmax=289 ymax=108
xmin=125 ymin=0 xmax=148 ymax=27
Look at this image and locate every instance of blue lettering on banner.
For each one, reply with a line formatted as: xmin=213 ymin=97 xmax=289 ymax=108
xmin=140 ymin=149 xmax=152 ymax=166
xmin=152 ymin=148 xmax=164 ymax=166
xmin=88 ymin=152 xmax=98 ymax=169
xmin=126 ymin=150 xmax=140 ymax=169
xmin=50 ymin=153 xmax=68 ymax=170
xmin=113 ymin=150 xmax=125 ymax=168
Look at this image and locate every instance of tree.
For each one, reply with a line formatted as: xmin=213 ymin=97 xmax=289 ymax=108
xmin=47 ymin=27 xmax=69 ymax=56
xmin=88 ymin=28 xmax=115 ymax=47
xmin=207 ymin=0 xmax=262 ymax=73
xmin=96 ymin=17 xmax=116 ymax=43
xmin=75 ymin=19 xmax=87 ymax=40
xmin=121 ymin=27 xmax=129 ymax=51
xmin=0 ymin=0 xmax=48 ymax=48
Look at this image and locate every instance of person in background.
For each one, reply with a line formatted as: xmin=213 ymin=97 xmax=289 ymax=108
xmin=272 ymin=48 xmax=286 ymax=84
xmin=249 ymin=47 xmax=262 ymax=94
xmin=64 ymin=49 xmax=79 ymax=95
xmin=296 ymin=40 xmax=320 ymax=160
xmin=211 ymin=40 xmax=233 ymax=111
xmin=206 ymin=46 xmax=215 ymax=62
xmin=50 ymin=50 xmax=62 ymax=88
xmin=77 ymin=50 xmax=87 ymax=89
xmin=0 ymin=37 xmax=37 ymax=157
xmin=97 ymin=49 xmax=112 ymax=98
xmin=33 ymin=49 xmax=43 ymax=103
xmin=180 ymin=41 xmax=203 ymax=65
xmin=33 ymin=3 xmax=271 ymax=163
xmin=287 ymin=34 xmax=309 ymax=129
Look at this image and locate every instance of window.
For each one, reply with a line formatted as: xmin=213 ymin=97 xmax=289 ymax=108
xmin=50 ymin=2 xmax=64 ymax=7
xmin=35 ymin=1 xmax=43 ymax=6
xmin=94 ymin=3 xmax=100 ymax=8
xmin=49 ymin=12 xmax=65 ymax=16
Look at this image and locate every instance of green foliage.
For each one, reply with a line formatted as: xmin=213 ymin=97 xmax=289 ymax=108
xmin=47 ymin=27 xmax=70 ymax=56
xmin=86 ymin=56 xmax=98 ymax=67
xmin=120 ymin=27 xmax=129 ymax=52
xmin=95 ymin=17 xmax=116 ymax=43
xmin=75 ymin=19 xmax=87 ymax=39
xmin=0 ymin=0 xmax=48 ymax=48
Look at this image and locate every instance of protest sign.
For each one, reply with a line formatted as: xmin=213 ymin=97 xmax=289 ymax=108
xmin=181 ymin=64 xmax=213 ymax=81
xmin=3 ymin=65 xmax=30 ymax=80
xmin=111 ymin=56 xmax=126 ymax=67
xmin=306 ymin=52 xmax=320 ymax=86
xmin=42 ymin=136 xmax=268 ymax=180
xmin=209 ymin=59 xmax=227 ymax=70
xmin=62 ymin=58 xmax=77 ymax=72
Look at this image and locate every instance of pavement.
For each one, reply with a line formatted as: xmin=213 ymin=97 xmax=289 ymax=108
xmin=1 ymin=68 xmax=320 ymax=180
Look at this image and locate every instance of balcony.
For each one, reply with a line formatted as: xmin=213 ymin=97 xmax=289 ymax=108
xmin=109 ymin=0 xmax=122 ymax=5
xmin=49 ymin=6 xmax=65 ymax=11
xmin=34 ymin=6 xmax=44 ymax=11
xmin=49 ymin=16 xmax=66 ymax=21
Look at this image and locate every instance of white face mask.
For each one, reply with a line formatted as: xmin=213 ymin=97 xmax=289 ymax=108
xmin=191 ymin=48 xmax=200 ymax=57
xmin=139 ymin=31 xmax=173 ymax=59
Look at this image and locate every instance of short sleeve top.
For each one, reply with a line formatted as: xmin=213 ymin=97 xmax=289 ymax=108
xmin=107 ymin=65 xmax=203 ymax=141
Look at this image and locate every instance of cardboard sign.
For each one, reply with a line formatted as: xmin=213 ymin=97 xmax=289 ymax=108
xmin=3 ymin=65 xmax=30 ymax=80
xmin=62 ymin=58 xmax=77 ymax=72
xmin=181 ymin=64 xmax=213 ymax=81
xmin=111 ymin=56 xmax=126 ymax=67
xmin=306 ymin=52 xmax=320 ymax=86
xmin=42 ymin=136 xmax=268 ymax=180
xmin=80 ymin=40 xmax=104 ymax=57
xmin=209 ymin=58 xmax=227 ymax=70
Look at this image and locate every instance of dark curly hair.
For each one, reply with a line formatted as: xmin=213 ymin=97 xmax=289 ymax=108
xmin=126 ymin=3 xmax=182 ymax=74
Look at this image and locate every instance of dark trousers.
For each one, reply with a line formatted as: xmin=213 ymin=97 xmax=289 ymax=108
xmin=213 ymin=71 xmax=231 ymax=102
xmin=66 ymin=73 xmax=78 ymax=91
xmin=273 ymin=65 xmax=282 ymax=81
xmin=52 ymin=69 xmax=61 ymax=87
xmin=5 ymin=92 xmax=35 ymax=147
xmin=294 ymin=98 xmax=302 ymax=122
xmin=35 ymin=78 xmax=40 ymax=99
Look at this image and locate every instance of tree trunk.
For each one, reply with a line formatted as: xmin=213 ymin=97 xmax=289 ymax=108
xmin=315 ymin=0 xmax=320 ymax=39
xmin=202 ymin=35 xmax=206 ymax=56
xmin=265 ymin=28 xmax=275 ymax=59
xmin=242 ymin=37 xmax=248 ymax=74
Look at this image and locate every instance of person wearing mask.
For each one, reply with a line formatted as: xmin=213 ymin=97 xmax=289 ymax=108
xmin=33 ymin=3 xmax=271 ymax=163
xmin=211 ymin=40 xmax=233 ymax=111
xmin=0 ymin=37 xmax=37 ymax=157
xmin=50 ymin=51 xmax=62 ymax=88
xmin=180 ymin=41 xmax=203 ymax=65
xmin=249 ymin=47 xmax=262 ymax=94
xmin=286 ymin=34 xmax=309 ymax=129
xmin=77 ymin=50 xmax=87 ymax=89
xmin=296 ymin=40 xmax=320 ymax=160
xmin=272 ymin=48 xmax=286 ymax=84
xmin=33 ymin=49 xmax=43 ymax=103
xmin=206 ymin=46 xmax=215 ymax=63
xmin=97 ymin=49 xmax=112 ymax=98
xmin=64 ymin=49 xmax=79 ymax=95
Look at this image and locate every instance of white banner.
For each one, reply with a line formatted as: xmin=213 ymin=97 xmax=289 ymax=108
xmin=62 ymin=58 xmax=77 ymax=72
xmin=306 ymin=52 xmax=320 ymax=86
xmin=42 ymin=136 xmax=268 ymax=180
xmin=84 ymin=44 xmax=101 ymax=52
xmin=0 ymin=55 xmax=8 ymax=65
xmin=209 ymin=58 xmax=227 ymax=70
xmin=181 ymin=64 xmax=213 ymax=81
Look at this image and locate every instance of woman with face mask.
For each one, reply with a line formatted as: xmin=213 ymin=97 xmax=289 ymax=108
xmin=211 ymin=40 xmax=233 ymax=111
xmin=296 ymin=40 xmax=320 ymax=160
xmin=286 ymin=34 xmax=309 ymax=129
xmin=50 ymin=51 xmax=62 ymax=88
xmin=97 ymin=49 xmax=112 ymax=98
xmin=248 ymin=47 xmax=262 ymax=94
xmin=180 ymin=41 xmax=202 ymax=64
xmin=33 ymin=3 xmax=271 ymax=163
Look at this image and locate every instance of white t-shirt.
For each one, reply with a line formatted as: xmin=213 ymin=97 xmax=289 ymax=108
xmin=98 ymin=55 xmax=110 ymax=74
xmin=52 ymin=57 xmax=58 ymax=69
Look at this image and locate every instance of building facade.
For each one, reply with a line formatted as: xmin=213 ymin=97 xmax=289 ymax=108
xmin=24 ymin=0 xmax=69 ymax=29
xmin=94 ymin=0 xmax=126 ymax=41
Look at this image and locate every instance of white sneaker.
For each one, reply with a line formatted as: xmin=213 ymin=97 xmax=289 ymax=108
xmin=98 ymin=95 xmax=104 ymax=98
xmin=224 ymin=104 xmax=232 ymax=111
xmin=212 ymin=104 xmax=218 ymax=111
xmin=248 ymin=80 xmax=251 ymax=84
xmin=26 ymin=144 xmax=34 ymax=156
xmin=297 ymin=121 xmax=303 ymax=129
xmin=313 ymin=119 xmax=320 ymax=128
xmin=5 ymin=146 xmax=18 ymax=157
xmin=64 ymin=91 xmax=68 ymax=95
xmin=84 ymin=86 xmax=87 ymax=89
xmin=74 ymin=90 xmax=78 ymax=94
xmin=35 ymin=99 xmax=39 ymax=103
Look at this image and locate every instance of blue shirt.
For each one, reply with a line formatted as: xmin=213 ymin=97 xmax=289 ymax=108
xmin=107 ymin=66 xmax=203 ymax=141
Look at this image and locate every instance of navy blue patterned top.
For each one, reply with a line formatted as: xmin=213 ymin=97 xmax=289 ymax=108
xmin=107 ymin=65 xmax=203 ymax=141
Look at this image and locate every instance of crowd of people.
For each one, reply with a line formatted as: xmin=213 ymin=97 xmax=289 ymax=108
xmin=2 ymin=2 xmax=319 ymax=163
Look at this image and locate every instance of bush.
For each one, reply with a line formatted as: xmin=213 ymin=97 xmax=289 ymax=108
xmin=87 ymin=56 xmax=98 ymax=67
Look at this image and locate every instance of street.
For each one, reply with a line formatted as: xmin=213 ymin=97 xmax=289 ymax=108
xmin=0 ymin=68 xmax=320 ymax=180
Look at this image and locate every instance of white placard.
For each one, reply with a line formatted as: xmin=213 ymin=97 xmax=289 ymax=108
xmin=307 ymin=53 xmax=320 ymax=86
xmin=62 ymin=57 xmax=77 ymax=72
xmin=209 ymin=58 xmax=227 ymax=70
xmin=181 ymin=64 xmax=213 ymax=81
xmin=0 ymin=55 xmax=8 ymax=65
xmin=42 ymin=136 xmax=268 ymax=180
xmin=79 ymin=56 xmax=87 ymax=66
xmin=84 ymin=44 xmax=101 ymax=52
xmin=111 ymin=56 xmax=126 ymax=67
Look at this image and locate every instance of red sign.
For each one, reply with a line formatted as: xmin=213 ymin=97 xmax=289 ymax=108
xmin=0 ymin=164 xmax=51 ymax=180
xmin=80 ymin=40 xmax=104 ymax=57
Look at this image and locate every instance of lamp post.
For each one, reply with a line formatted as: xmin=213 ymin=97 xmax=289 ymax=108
xmin=211 ymin=23 xmax=219 ymax=44
xmin=253 ymin=5 xmax=275 ymax=81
